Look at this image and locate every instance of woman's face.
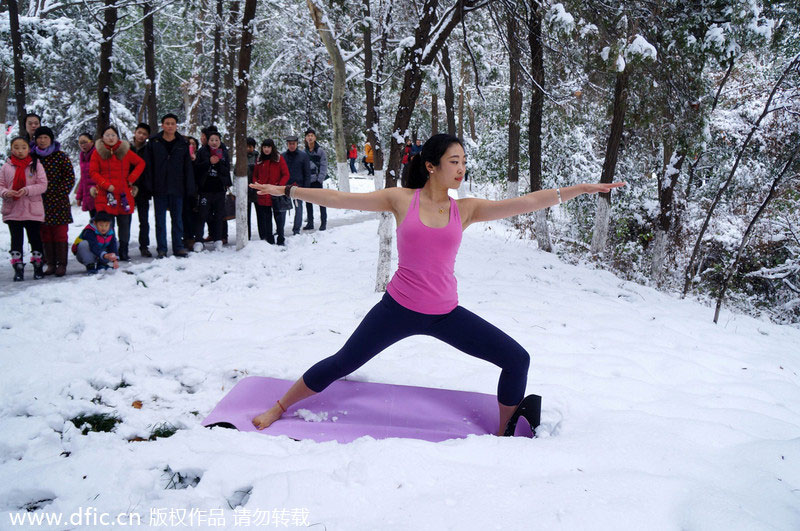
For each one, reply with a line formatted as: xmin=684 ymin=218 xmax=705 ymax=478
xmin=426 ymin=143 xmax=466 ymax=190
xmin=11 ymin=139 xmax=30 ymax=159
xmin=262 ymin=145 xmax=272 ymax=156
xmin=102 ymin=129 xmax=119 ymax=145
xmin=78 ymin=136 xmax=93 ymax=152
xmin=208 ymin=136 xmax=221 ymax=149
xmin=35 ymin=135 xmax=52 ymax=150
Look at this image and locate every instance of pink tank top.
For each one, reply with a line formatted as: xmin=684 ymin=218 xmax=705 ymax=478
xmin=386 ymin=188 xmax=462 ymax=314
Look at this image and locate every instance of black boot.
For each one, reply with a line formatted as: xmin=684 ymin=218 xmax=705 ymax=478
xmin=31 ymin=251 xmax=44 ymax=280
xmin=11 ymin=251 xmax=24 ymax=281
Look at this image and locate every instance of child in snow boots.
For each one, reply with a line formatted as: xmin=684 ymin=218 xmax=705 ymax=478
xmin=72 ymin=211 xmax=119 ymax=274
xmin=1 ymin=137 xmax=48 ymax=281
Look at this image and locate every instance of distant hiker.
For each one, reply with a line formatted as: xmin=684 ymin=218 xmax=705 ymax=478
xmin=348 ymin=143 xmax=358 ymax=174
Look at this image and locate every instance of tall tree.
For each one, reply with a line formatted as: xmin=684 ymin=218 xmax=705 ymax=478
xmin=96 ymin=0 xmax=119 ymax=137
xmin=528 ymin=0 xmax=551 ymax=252
xmin=376 ymin=0 xmax=482 ymax=292
xmin=211 ymin=0 xmax=223 ymax=125
xmin=440 ymin=45 xmax=457 ymax=136
xmin=142 ymin=1 xmax=158 ymax=131
xmin=682 ymin=53 xmax=800 ymax=295
xmin=385 ymin=0 xmax=481 ymax=187
xmin=233 ymin=0 xmax=258 ymax=250
xmin=713 ymin=141 xmax=800 ymax=323
xmin=224 ymin=0 xmax=241 ymax=140
xmin=307 ymin=0 xmax=351 ymax=192
xmin=505 ymin=0 xmax=523 ymax=200
xmin=7 ymin=0 xmax=27 ymax=134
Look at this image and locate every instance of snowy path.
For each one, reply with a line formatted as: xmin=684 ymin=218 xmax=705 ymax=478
xmin=0 ymin=183 xmax=799 ymax=530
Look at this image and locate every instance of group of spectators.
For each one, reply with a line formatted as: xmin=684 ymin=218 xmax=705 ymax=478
xmin=1 ymin=112 xmax=342 ymax=280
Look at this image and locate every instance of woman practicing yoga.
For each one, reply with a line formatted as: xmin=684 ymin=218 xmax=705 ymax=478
xmin=249 ymin=134 xmax=625 ymax=435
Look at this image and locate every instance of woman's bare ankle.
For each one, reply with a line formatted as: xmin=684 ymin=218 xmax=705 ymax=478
xmin=252 ymin=405 xmax=284 ymax=430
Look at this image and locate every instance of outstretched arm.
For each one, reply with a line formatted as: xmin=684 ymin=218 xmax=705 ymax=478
xmin=461 ymin=182 xmax=626 ymax=227
xmin=249 ymin=182 xmax=399 ymax=213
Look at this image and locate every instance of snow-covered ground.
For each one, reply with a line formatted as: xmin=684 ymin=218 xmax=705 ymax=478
xmin=1 ymin=177 xmax=799 ymax=530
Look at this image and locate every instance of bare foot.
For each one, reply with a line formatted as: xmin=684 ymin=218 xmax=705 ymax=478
xmin=252 ymin=405 xmax=283 ymax=430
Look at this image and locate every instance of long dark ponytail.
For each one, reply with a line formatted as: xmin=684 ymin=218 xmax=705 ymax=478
xmin=401 ymin=133 xmax=463 ymax=189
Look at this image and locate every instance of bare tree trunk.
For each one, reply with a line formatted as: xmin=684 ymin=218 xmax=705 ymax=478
xmin=96 ymin=0 xmax=118 ymax=138
xmin=683 ymin=53 xmax=800 ymax=296
xmin=233 ymin=0 xmax=257 ymax=250
xmin=305 ymin=57 xmax=318 ymax=128
xmin=0 ymin=69 xmax=10 ymax=125
xmin=713 ymin=141 xmax=800 ymax=323
xmin=143 ymin=1 xmax=158 ymax=132
xmin=506 ymin=2 xmax=522 ymax=200
xmin=431 ymin=79 xmax=439 ymax=135
xmin=365 ymin=0 xmax=394 ymax=292
xmin=528 ymin=3 xmax=551 ymax=252
xmin=224 ymin=0 xmax=240 ymax=143
xmin=184 ymin=1 xmax=206 ymax=138
xmin=7 ymin=0 xmax=25 ymax=134
xmin=211 ymin=0 xmax=223 ymax=125
xmin=590 ymin=69 xmax=629 ymax=255
xmin=441 ymin=45 xmax=457 ymax=136
xmin=457 ymin=56 xmax=466 ymax=141
xmin=307 ymin=0 xmax=351 ymax=192
xmin=651 ymin=145 xmax=685 ymax=283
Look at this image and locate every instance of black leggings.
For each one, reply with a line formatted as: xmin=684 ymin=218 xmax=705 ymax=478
xmin=6 ymin=220 xmax=43 ymax=255
xmin=303 ymin=293 xmax=530 ymax=406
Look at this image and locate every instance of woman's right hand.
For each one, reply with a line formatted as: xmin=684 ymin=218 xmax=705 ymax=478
xmin=89 ymin=186 xmax=97 ymax=198
xmin=249 ymin=183 xmax=285 ymax=196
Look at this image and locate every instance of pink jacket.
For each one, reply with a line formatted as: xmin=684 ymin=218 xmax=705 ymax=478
xmin=0 ymin=159 xmax=49 ymax=222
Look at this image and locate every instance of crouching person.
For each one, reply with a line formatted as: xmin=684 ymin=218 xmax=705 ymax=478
xmin=72 ymin=210 xmax=119 ymax=274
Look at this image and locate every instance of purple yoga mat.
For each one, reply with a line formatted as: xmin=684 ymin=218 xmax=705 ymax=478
xmin=202 ymin=376 xmax=533 ymax=443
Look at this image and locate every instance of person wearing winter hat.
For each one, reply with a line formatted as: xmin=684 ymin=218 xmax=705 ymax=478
xmin=303 ymin=128 xmax=327 ymax=231
xmin=34 ymin=126 xmax=75 ymax=277
xmin=71 ymin=210 xmax=119 ymax=274
xmin=0 ymin=137 xmax=48 ymax=281
xmin=90 ymin=126 xmax=146 ymax=261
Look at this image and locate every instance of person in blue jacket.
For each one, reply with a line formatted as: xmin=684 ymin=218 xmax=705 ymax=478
xmin=71 ymin=211 xmax=119 ymax=274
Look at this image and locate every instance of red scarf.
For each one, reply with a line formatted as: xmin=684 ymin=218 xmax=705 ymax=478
xmin=9 ymin=155 xmax=32 ymax=199
xmin=104 ymin=140 xmax=122 ymax=155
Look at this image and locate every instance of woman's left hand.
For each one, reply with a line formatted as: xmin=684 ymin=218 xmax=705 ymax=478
xmin=249 ymin=183 xmax=284 ymax=196
xmin=583 ymin=182 xmax=626 ymax=194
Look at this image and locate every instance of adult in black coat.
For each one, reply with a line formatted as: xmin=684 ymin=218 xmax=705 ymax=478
xmin=143 ymin=114 xmax=196 ymax=258
xmin=282 ymin=135 xmax=311 ymax=235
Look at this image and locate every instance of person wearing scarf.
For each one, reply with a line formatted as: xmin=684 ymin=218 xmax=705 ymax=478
xmin=90 ymin=125 xmax=145 ymax=262
xmin=75 ymin=132 xmax=97 ymax=218
xmin=34 ymin=126 xmax=75 ymax=277
xmin=0 ymin=137 xmax=48 ymax=281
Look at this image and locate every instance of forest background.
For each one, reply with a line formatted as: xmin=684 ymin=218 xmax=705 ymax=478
xmin=1 ymin=0 xmax=799 ymax=323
